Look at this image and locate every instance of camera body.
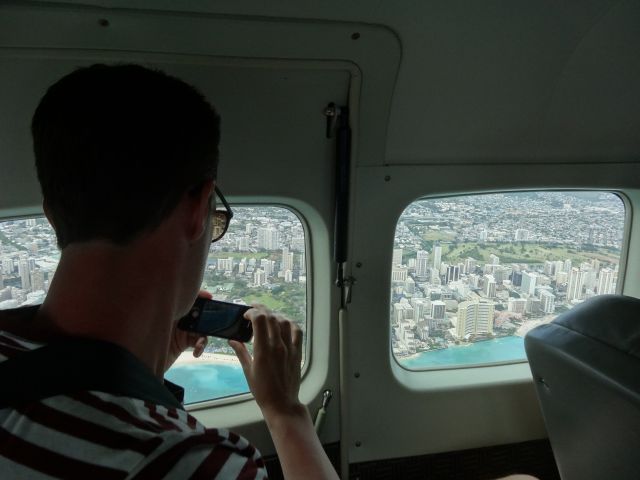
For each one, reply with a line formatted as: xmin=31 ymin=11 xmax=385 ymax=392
xmin=178 ymin=298 xmax=253 ymax=342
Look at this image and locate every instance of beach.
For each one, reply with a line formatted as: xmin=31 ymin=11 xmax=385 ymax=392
xmin=173 ymin=351 xmax=241 ymax=366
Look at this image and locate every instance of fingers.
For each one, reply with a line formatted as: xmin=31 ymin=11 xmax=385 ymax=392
xmin=193 ymin=336 xmax=208 ymax=357
xmin=229 ymin=340 xmax=252 ymax=372
xmin=246 ymin=307 xmax=269 ymax=345
xmin=198 ymin=290 xmax=213 ymax=300
xmin=291 ymin=325 xmax=303 ymax=364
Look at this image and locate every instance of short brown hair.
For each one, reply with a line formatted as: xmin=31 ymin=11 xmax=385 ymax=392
xmin=32 ymin=64 xmax=221 ymax=248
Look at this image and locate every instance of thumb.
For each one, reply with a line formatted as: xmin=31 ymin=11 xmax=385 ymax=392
xmin=229 ymin=340 xmax=252 ymax=373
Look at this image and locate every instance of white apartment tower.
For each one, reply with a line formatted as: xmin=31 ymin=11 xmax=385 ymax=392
xmin=415 ymin=250 xmax=430 ymax=279
xmin=538 ymin=289 xmax=556 ymax=314
xmin=567 ymin=267 xmax=585 ymax=302
xmin=392 ymin=248 xmax=403 ymax=266
xmin=456 ymin=300 xmax=494 ymax=338
xmin=521 ymin=271 xmax=537 ymax=295
xmin=432 ymin=244 xmax=442 ymax=270
xmin=597 ymin=268 xmax=615 ymax=295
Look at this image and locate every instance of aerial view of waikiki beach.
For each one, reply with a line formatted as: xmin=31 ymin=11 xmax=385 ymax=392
xmin=390 ymin=191 xmax=625 ymax=369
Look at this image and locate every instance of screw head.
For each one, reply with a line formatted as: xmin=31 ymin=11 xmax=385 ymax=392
xmin=356 ymin=262 xmax=363 ymax=268
xmin=384 ymin=175 xmax=391 ymax=182
xmin=98 ymin=18 xmax=110 ymax=27
xmin=354 ymin=372 xmax=360 ymax=378
xmin=351 ymin=32 xmax=361 ymax=40
xmin=355 ymin=441 xmax=362 ymax=447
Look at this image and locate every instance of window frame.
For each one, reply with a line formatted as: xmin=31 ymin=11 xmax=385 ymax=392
xmin=389 ymin=189 xmax=632 ymax=373
xmin=0 ymin=202 xmax=314 ymax=410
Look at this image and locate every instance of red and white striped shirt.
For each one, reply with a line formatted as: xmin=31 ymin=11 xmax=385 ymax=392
xmin=0 ymin=331 xmax=267 ymax=479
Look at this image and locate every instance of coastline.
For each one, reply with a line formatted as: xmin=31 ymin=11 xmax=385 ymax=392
xmin=173 ymin=351 xmax=241 ymax=367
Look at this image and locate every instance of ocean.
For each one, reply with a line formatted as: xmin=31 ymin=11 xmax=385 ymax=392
xmin=167 ymin=336 xmax=527 ymax=404
xmin=399 ymin=336 xmax=526 ymax=369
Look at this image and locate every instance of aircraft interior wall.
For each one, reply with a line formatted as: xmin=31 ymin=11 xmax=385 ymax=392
xmin=1 ymin=1 xmax=639 ymax=477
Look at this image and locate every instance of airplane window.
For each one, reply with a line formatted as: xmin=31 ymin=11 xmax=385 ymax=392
xmin=391 ymin=191 xmax=625 ymax=370
xmin=0 ymin=206 xmax=308 ymax=404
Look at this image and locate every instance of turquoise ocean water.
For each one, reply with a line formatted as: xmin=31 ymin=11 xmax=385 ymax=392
xmin=167 ymin=336 xmax=526 ymax=404
xmin=400 ymin=335 xmax=526 ymax=369
xmin=165 ymin=363 xmax=248 ymax=404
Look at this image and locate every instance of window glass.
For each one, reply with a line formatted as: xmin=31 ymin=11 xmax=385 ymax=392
xmin=391 ymin=192 xmax=625 ymax=370
xmin=0 ymin=206 xmax=308 ymax=404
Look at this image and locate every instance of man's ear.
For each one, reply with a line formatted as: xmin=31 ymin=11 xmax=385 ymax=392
xmin=185 ymin=178 xmax=215 ymax=242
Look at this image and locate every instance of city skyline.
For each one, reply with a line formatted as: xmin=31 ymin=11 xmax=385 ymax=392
xmin=391 ymin=191 xmax=625 ymax=366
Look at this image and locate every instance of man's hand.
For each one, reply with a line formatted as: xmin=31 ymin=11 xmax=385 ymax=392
xmin=229 ymin=305 xmax=304 ymax=420
xmin=230 ymin=306 xmax=338 ymax=479
xmin=164 ymin=290 xmax=211 ymax=372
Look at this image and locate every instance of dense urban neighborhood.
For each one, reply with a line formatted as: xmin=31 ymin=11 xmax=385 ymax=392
xmin=391 ymin=192 xmax=625 ymax=365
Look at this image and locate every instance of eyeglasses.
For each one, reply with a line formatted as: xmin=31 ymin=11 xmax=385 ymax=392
xmin=211 ymin=186 xmax=233 ymax=243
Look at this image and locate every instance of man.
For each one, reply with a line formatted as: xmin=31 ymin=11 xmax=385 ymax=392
xmin=0 ymin=64 xmax=338 ymax=479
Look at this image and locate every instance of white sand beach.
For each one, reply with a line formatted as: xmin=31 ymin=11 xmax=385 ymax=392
xmin=173 ymin=351 xmax=241 ymax=366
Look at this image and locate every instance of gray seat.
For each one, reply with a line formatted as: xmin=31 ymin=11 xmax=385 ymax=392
xmin=525 ymin=295 xmax=640 ymax=480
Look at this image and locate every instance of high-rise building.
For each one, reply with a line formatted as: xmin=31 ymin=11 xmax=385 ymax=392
xmin=431 ymin=300 xmax=446 ymax=320
xmin=456 ymin=300 xmax=494 ymax=338
xmin=30 ymin=269 xmax=45 ymax=292
xmin=511 ymin=271 xmax=523 ymax=287
xmin=1 ymin=258 xmax=13 ymax=275
xmin=236 ymin=236 xmax=249 ymax=251
xmin=597 ymin=268 xmax=615 ymax=295
xmin=393 ymin=248 xmax=403 ymax=266
xmin=291 ymin=236 xmax=305 ymax=251
xmin=284 ymin=269 xmax=293 ymax=283
xmin=567 ymin=267 xmax=585 ymax=302
xmin=432 ymin=244 xmax=442 ymax=270
xmin=445 ymin=265 xmax=460 ymax=284
xmin=521 ymin=271 xmax=537 ymax=295
xmin=217 ymin=257 xmax=234 ymax=272
xmin=464 ymin=257 xmax=477 ymax=275
xmin=18 ymin=259 xmax=30 ymax=291
xmin=282 ymin=247 xmax=294 ymax=272
xmin=508 ymin=298 xmax=527 ymax=314
xmin=257 ymin=227 xmax=280 ymax=250
xmin=415 ymin=250 xmax=429 ymax=279
xmin=563 ymin=259 xmax=572 ymax=273
xmin=391 ymin=265 xmax=408 ymax=282
xmin=253 ymin=268 xmax=266 ymax=286
xmin=405 ymin=276 xmax=415 ymax=294
xmin=538 ymin=289 xmax=556 ymax=313
xmin=299 ymin=252 xmax=306 ymax=274
xmin=429 ymin=267 xmax=441 ymax=285
xmin=479 ymin=230 xmax=488 ymax=242
xmin=544 ymin=261 xmax=555 ymax=276
xmin=484 ymin=275 xmax=496 ymax=298
xmin=489 ymin=254 xmax=500 ymax=265
xmin=260 ymin=259 xmax=275 ymax=277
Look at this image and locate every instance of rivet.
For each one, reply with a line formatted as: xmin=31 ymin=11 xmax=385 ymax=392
xmin=98 ymin=18 xmax=110 ymax=27
xmin=354 ymin=372 xmax=360 ymax=378
xmin=356 ymin=262 xmax=363 ymax=268
xmin=355 ymin=441 xmax=362 ymax=447
xmin=351 ymin=32 xmax=361 ymax=40
xmin=384 ymin=175 xmax=391 ymax=182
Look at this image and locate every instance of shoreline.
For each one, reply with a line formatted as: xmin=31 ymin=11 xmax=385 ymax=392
xmin=173 ymin=351 xmax=241 ymax=367
xmin=399 ymin=335 xmax=524 ymax=361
